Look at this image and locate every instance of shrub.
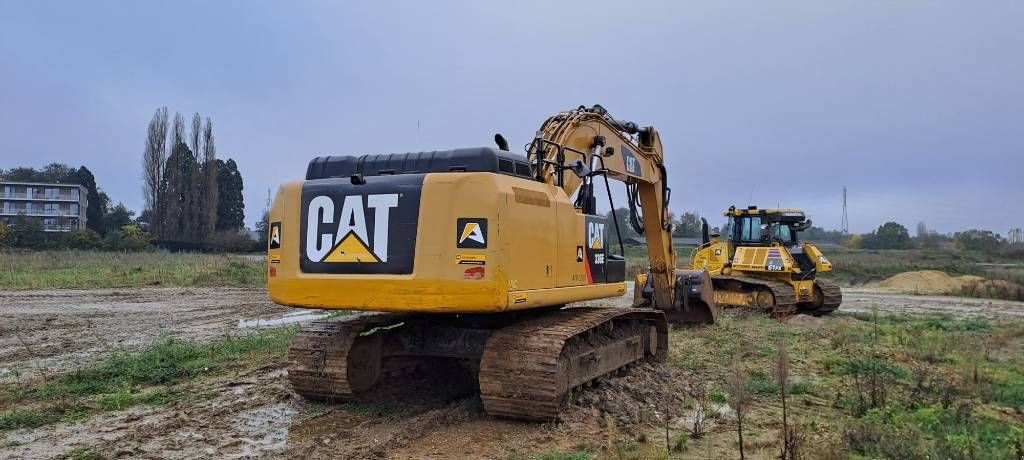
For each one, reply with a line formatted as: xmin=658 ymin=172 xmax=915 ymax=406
xmin=205 ymin=230 xmax=258 ymax=253
xmin=102 ymin=224 xmax=153 ymax=251
xmin=0 ymin=222 xmax=10 ymax=248
xmin=65 ymin=229 xmax=102 ymax=249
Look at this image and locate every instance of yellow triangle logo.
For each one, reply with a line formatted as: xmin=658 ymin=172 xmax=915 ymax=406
xmin=591 ymin=237 xmax=603 ymax=250
xmin=323 ymin=232 xmax=380 ymax=263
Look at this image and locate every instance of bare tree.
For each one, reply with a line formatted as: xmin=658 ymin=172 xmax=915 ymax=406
xmin=777 ymin=339 xmax=798 ymax=459
xmin=143 ymin=107 xmax=169 ymax=234
xmin=726 ymin=357 xmax=751 ymax=460
xmin=200 ymin=117 xmax=218 ymax=238
xmin=190 ymin=112 xmax=202 ymax=158
xmin=171 ymin=112 xmax=186 ymax=149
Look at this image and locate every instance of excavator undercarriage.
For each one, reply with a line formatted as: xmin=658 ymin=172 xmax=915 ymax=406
xmin=288 ymin=307 xmax=667 ymax=421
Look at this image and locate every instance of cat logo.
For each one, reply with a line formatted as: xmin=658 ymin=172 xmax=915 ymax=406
xmin=621 ymin=145 xmax=643 ymax=177
xmin=269 ymin=222 xmax=281 ymax=249
xmin=587 ymin=221 xmax=604 ymax=250
xmin=304 ymin=194 xmax=399 ymax=263
xmin=456 ymin=218 xmax=487 ymax=249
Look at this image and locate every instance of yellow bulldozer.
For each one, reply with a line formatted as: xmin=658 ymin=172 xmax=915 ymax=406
xmin=688 ymin=206 xmax=842 ymax=317
xmin=266 ymin=105 xmax=718 ymax=421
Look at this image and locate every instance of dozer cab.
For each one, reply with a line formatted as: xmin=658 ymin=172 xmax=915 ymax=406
xmin=688 ymin=206 xmax=842 ymax=317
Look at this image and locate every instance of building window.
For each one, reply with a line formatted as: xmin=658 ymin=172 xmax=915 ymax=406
xmin=71 ymin=188 xmax=80 ymax=200
xmin=45 ymin=188 xmax=59 ymax=198
xmin=70 ymin=203 xmax=79 ymax=214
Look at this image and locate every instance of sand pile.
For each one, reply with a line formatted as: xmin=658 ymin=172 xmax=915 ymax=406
xmin=878 ymin=270 xmax=982 ymax=294
xmin=878 ymin=270 xmax=1022 ymax=298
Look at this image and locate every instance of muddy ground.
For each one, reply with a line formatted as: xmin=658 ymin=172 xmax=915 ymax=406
xmin=2 ymin=287 xmax=1023 ymax=459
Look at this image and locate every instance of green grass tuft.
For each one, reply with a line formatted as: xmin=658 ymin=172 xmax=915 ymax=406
xmin=0 ymin=409 xmax=60 ymax=431
xmin=34 ymin=327 xmax=296 ymax=400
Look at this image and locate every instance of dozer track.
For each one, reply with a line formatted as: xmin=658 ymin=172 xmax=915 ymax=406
xmin=286 ymin=307 xmax=667 ymax=421
xmin=711 ymin=275 xmax=799 ymax=318
xmin=478 ymin=307 xmax=667 ymax=421
xmin=799 ymin=279 xmax=842 ymax=316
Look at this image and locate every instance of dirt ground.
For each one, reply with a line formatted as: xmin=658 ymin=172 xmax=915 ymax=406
xmin=0 ymin=288 xmax=285 ymax=384
xmin=2 ymin=286 xmax=1024 ymax=459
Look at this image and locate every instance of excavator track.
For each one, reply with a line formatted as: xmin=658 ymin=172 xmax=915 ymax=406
xmin=287 ymin=307 xmax=668 ymax=421
xmin=287 ymin=312 xmax=410 ymax=401
xmin=711 ymin=275 xmax=799 ymax=319
xmin=478 ymin=307 xmax=667 ymax=422
xmin=801 ymin=279 xmax=842 ymax=316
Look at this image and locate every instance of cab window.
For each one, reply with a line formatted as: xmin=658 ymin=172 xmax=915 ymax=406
xmin=772 ymin=223 xmax=792 ymax=243
xmin=739 ymin=217 xmax=763 ymax=242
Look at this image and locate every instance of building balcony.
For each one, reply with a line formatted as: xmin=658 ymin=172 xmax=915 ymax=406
xmin=42 ymin=225 xmax=75 ymax=232
xmin=0 ymin=193 xmax=81 ymax=201
xmin=0 ymin=209 xmax=80 ymax=217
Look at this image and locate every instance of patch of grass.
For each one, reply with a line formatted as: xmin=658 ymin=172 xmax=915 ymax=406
xmin=34 ymin=327 xmax=297 ymax=400
xmin=59 ymin=407 xmax=90 ymax=423
xmin=4 ymin=327 xmax=298 ymax=433
xmin=788 ymin=379 xmax=817 ymax=395
xmin=63 ymin=447 xmax=102 ymax=460
xmin=0 ymin=250 xmax=265 ymax=289
xmin=532 ymin=450 xmax=593 ymax=460
xmin=745 ymin=371 xmax=779 ymax=396
xmin=846 ymin=405 xmax=1023 ymax=459
xmin=0 ymin=408 xmax=59 ymax=431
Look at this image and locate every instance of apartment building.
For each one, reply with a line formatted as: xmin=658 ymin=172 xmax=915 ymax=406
xmin=0 ymin=181 xmax=88 ymax=232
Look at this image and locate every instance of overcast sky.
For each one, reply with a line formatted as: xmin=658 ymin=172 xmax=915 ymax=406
xmin=2 ymin=1 xmax=1021 ymax=234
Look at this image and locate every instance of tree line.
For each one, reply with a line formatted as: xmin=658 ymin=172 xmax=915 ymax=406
xmin=598 ymin=206 xmax=1020 ymax=257
xmin=142 ymin=107 xmax=247 ymax=249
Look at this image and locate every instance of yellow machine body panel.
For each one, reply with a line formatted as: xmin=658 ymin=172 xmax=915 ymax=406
xmin=267 ymin=169 xmax=625 ymax=313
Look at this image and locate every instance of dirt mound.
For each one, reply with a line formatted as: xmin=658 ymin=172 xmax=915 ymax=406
xmin=878 ymin=270 xmax=1022 ymax=298
xmin=566 ymin=362 xmax=692 ymax=427
xmin=786 ymin=314 xmax=825 ymax=328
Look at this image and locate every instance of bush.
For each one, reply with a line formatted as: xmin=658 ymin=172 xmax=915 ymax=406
xmin=954 ymin=229 xmax=1004 ymax=254
xmin=205 ymin=230 xmax=258 ymax=253
xmin=0 ymin=222 xmax=10 ymax=248
xmin=102 ymin=224 xmax=152 ymax=251
xmin=65 ymin=229 xmax=101 ymax=249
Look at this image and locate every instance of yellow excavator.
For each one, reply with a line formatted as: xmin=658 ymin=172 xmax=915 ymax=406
xmin=266 ymin=105 xmax=717 ymax=421
xmin=688 ymin=206 xmax=842 ymax=317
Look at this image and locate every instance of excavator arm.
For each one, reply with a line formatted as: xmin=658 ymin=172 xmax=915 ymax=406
xmin=525 ymin=105 xmax=716 ymax=322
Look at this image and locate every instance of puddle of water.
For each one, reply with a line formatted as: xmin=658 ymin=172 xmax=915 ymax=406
xmin=238 ymin=309 xmax=330 ymax=328
xmin=227 ymin=403 xmax=297 ymax=458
